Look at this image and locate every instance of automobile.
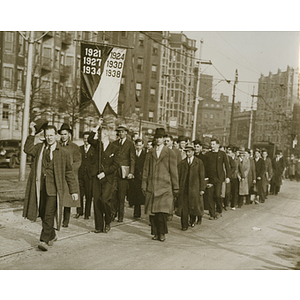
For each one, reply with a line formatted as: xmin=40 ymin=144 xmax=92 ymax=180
xmin=0 ymin=139 xmax=31 ymax=168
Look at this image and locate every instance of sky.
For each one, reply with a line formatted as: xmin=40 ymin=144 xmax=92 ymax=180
xmin=182 ymin=31 xmax=300 ymax=111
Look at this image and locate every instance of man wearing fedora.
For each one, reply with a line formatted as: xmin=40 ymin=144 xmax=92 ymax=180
xmin=58 ymin=123 xmax=81 ymax=226
xmin=112 ymin=124 xmax=135 ymax=222
xmin=142 ymin=128 xmax=179 ymax=242
xmin=178 ymin=144 xmax=205 ymax=230
xmin=23 ymin=122 xmax=78 ymax=251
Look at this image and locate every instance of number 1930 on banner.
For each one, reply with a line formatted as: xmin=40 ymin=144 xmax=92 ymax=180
xmin=82 ymin=47 xmax=125 ymax=78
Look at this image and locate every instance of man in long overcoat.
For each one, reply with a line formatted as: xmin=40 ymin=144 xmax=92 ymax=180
xmin=128 ymin=139 xmax=146 ymax=218
xmin=142 ymin=128 xmax=179 ymax=242
xmin=23 ymin=123 xmax=78 ymax=251
xmin=237 ymin=150 xmax=250 ymax=208
xmin=58 ymin=123 xmax=81 ymax=227
xmin=262 ymin=148 xmax=273 ymax=198
xmin=270 ymin=150 xmax=285 ymax=195
xmin=178 ymin=144 xmax=205 ymax=230
xmin=254 ymin=149 xmax=266 ymax=202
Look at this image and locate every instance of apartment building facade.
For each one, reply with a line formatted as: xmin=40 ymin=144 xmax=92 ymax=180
xmin=255 ymin=66 xmax=294 ymax=153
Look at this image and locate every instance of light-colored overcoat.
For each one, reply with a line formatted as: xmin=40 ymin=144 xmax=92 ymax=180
xmin=142 ymin=145 xmax=179 ymax=214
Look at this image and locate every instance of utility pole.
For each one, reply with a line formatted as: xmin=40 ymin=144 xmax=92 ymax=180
xmin=19 ymin=31 xmax=34 ymax=181
xmin=192 ymin=39 xmax=203 ymax=141
xmin=229 ymin=69 xmax=238 ymax=145
xmin=248 ymin=86 xmax=255 ymax=148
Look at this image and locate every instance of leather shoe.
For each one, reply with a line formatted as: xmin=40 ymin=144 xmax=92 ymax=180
xmin=84 ymin=216 xmax=89 ymax=220
xmin=62 ymin=224 xmax=68 ymax=228
xmin=152 ymin=235 xmax=159 ymax=240
xmin=117 ymin=219 xmax=123 ymax=222
xmin=159 ymin=234 xmax=165 ymax=242
xmin=104 ymin=224 xmax=111 ymax=233
xmin=48 ymin=235 xmax=58 ymax=246
xmin=209 ymin=216 xmax=216 ymax=220
xmin=74 ymin=213 xmax=81 ymax=219
xmin=196 ymin=217 xmax=202 ymax=225
xmin=38 ymin=242 xmax=48 ymax=251
xmin=191 ymin=223 xmax=195 ymax=228
xmin=182 ymin=227 xmax=188 ymax=231
xmin=93 ymin=229 xmax=103 ymax=233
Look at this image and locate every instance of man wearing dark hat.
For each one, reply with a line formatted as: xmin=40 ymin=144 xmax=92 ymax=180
xmin=58 ymin=123 xmax=81 ymax=226
xmin=178 ymin=136 xmax=187 ymax=160
xmin=270 ymin=150 xmax=285 ymax=195
xmin=254 ymin=148 xmax=266 ymax=202
xmin=178 ymin=144 xmax=205 ymax=230
xmin=112 ymin=124 xmax=135 ymax=222
xmin=23 ymin=122 xmax=78 ymax=251
xmin=142 ymin=128 xmax=179 ymax=242
xmin=76 ymin=131 xmax=96 ymax=219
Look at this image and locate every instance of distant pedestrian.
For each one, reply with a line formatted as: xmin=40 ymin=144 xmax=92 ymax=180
xmin=206 ymin=138 xmax=230 ymax=219
xmin=254 ymin=149 xmax=266 ymax=202
xmin=128 ymin=139 xmax=146 ymax=218
xmin=76 ymin=131 xmax=95 ymax=219
xmin=262 ymin=148 xmax=273 ymax=198
xmin=178 ymin=144 xmax=205 ymax=230
xmin=58 ymin=123 xmax=81 ymax=226
xmin=142 ymin=128 xmax=179 ymax=242
xmin=270 ymin=150 xmax=285 ymax=195
xmin=23 ymin=122 xmax=78 ymax=251
xmin=237 ymin=150 xmax=250 ymax=208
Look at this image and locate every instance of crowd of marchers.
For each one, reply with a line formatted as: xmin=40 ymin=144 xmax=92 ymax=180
xmin=22 ymin=118 xmax=291 ymax=250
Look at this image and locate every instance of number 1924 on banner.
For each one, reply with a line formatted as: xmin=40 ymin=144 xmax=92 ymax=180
xmin=82 ymin=47 xmax=125 ymax=78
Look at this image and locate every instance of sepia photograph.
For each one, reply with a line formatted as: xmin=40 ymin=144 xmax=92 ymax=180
xmin=0 ymin=1 xmax=299 ymax=299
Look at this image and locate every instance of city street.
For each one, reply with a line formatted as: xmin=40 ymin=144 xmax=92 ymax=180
xmin=0 ymin=178 xmax=299 ymax=270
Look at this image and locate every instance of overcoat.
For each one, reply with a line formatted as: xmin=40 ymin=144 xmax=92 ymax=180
xmin=262 ymin=157 xmax=273 ymax=188
xmin=60 ymin=140 xmax=81 ymax=207
xmin=248 ymin=157 xmax=256 ymax=191
xmin=177 ymin=157 xmax=205 ymax=216
xmin=238 ymin=158 xmax=250 ymax=195
xmin=271 ymin=157 xmax=285 ymax=186
xmin=128 ymin=149 xmax=146 ymax=206
xmin=23 ymin=136 xmax=78 ymax=230
xmin=142 ymin=145 xmax=179 ymax=214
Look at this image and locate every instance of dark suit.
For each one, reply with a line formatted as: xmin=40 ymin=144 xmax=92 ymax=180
xmin=270 ymin=157 xmax=284 ymax=195
xmin=178 ymin=157 xmax=205 ymax=229
xmin=206 ymin=150 xmax=230 ymax=217
xmin=77 ymin=144 xmax=96 ymax=218
xmin=112 ymin=137 xmax=135 ymax=222
xmin=128 ymin=149 xmax=146 ymax=217
xmin=254 ymin=157 xmax=266 ymax=202
xmin=89 ymin=132 xmax=119 ymax=231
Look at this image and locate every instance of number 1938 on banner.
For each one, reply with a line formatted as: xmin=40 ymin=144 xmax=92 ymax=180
xmin=80 ymin=42 xmax=127 ymax=115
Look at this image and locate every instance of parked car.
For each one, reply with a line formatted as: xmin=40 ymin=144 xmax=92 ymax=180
xmin=0 ymin=139 xmax=31 ymax=168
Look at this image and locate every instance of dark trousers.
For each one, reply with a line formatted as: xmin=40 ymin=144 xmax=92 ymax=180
xmin=256 ymin=179 xmax=266 ymax=202
xmin=93 ymin=179 xmax=114 ymax=231
xmin=230 ymin=178 xmax=239 ymax=207
xmin=223 ymin=182 xmax=231 ymax=208
xmin=204 ymin=186 xmax=212 ymax=210
xmin=78 ymin=174 xmax=93 ymax=217
xmin=39 ymin=184 xmax=57 ymax=244
xmin=116 ymin=178 xmax=128 ymax=221
xmin=150 ymin=213 xmax=168 ymax=236
xmin=63 ymin=207 xmax=71 ymax=226
xmin=134 ymin=205 xmax=141 ymax=217
xmin=181 ymin=196 xmax=189 ymax=229
xmin=208 ymin=181 xmax=222 ymax=217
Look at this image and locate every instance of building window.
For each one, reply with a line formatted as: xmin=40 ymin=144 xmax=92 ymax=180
xmin=151 ymin=65 xmax=157 ymax=79
xmin=3 ymin=67 xmax=13 ymax=89
xmin=4 ymin=32 xmax=14 ymax=52
xmin=138 ymin=34 xmax=144 ymax=47
xmin=55 ymin=49 xmax=60 ymax=69
xmin=137 ymin=57 xmax=143 ymax=72
xmin=136 ymin=82 xmax=142 ymax=96
xmin=66 ymin=55 xmax=73 ymax=66
xmin=204 ymin=113 xmax=208 ymax=119
xmin=18 ymin=34 xmax=24 ymax=55
xmin=210 ymin=114 xmax=213 ymax=119
xmin=2 ymin=104 xmax=10 ymax=120
xmin=152 ymin=42 xmax=158 ymax=55
xmin=17 ymin=69 xmax=23 ymax=91
xmin=205 ymin=103 xmax=208 ymax=107
xmin=149 ymin=110 xmax=154 ymax=122
xmin=150 ymin=88 xmax=156 ymax=102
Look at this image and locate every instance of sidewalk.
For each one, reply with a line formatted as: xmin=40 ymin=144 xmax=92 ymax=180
xmin=0 ymin=202 xmax=137 ymax=258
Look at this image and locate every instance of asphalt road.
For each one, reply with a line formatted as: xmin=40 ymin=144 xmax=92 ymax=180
xmin=0 ymin=179 xmax=300 ymax=270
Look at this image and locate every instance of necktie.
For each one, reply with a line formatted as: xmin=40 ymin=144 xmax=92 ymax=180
xmin=44 ymin=147 xmax=50 ymax=162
